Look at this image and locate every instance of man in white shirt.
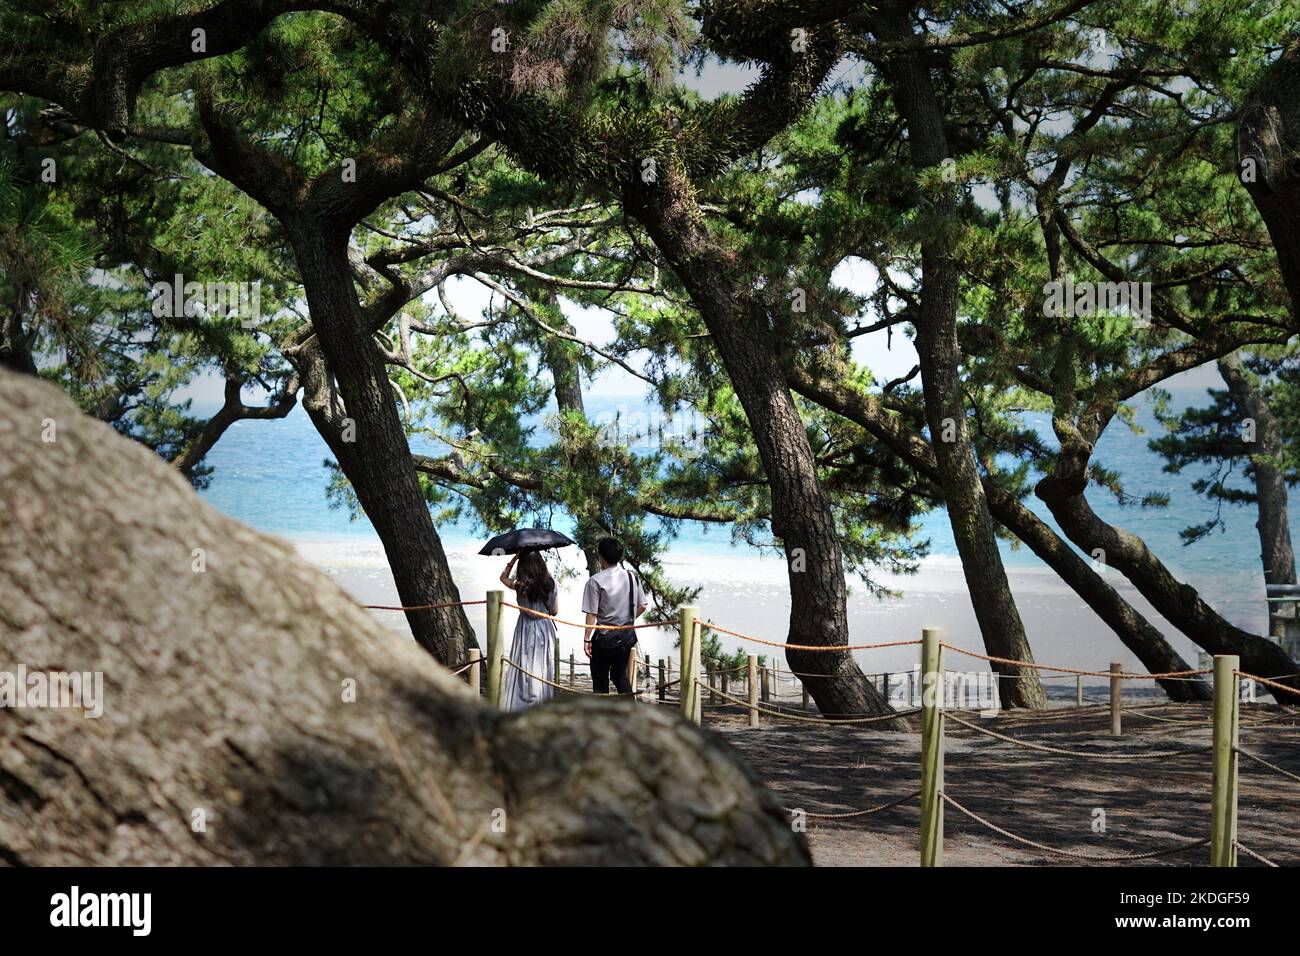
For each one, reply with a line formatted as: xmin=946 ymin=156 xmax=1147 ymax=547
xmin=581 ymin=538 xmax=648 ymax=694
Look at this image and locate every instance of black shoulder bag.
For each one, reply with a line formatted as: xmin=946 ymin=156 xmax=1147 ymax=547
xmin=593 ymin=569 xmax=638 ymax=652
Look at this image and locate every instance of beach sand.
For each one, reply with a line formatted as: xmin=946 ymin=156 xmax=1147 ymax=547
xmin=292 ymin=533 xmax=1214 ymax=693
xmin=290 ymin=533 xmax=1300 ymax=867
xmin=710 ymin=702 xmax=1300 ymax=866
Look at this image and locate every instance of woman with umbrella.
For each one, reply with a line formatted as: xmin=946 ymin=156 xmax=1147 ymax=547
xmin=498 ymin=547 xmax=561 ymax=712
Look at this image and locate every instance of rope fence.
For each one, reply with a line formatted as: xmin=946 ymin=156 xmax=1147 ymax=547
xmin=364 ymin=591 xmax=1299 ymax=868
xmin=942 ymin=793 xmax=1210 ymax=862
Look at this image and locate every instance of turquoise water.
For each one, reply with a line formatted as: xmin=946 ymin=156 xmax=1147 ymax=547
xmin=196 ymin=390 xmax=1295 ymax=625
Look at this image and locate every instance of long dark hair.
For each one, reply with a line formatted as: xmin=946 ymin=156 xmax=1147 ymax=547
xmin=515 ymin=551 xmax=554 ymax=605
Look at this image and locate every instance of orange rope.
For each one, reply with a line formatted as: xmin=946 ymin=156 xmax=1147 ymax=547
xmin=364 ymin=599 xmax=487 ymax=611
xmin=500 ymin=600 xmax=670 ymax=630
xmin=1236 ymin=670 xmax=1300 ymax=699
xmin=696 ymin=618 xmax=922 ymax=653
xmin=941 ymin=642 xmax=1210 ymax=680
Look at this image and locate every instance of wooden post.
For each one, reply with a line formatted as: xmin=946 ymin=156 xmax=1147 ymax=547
xmin=760 ymin=664 xmax=770 ymax=703
xmin=1210 ymin=655 xmax=1240 ymax=867
xmin=627 ymin=645 xmax=639 ymax=697
xmin=1109 ymin=662 xmax=1122 ymax=736
xmin=680 ymin=606 xmax=701 ymax=725
xmin=568 ymin=651 xmax=574 ymax=687
xmin=658 ymin=658 xmax=666 ymax=702
xmin=486 ymin=590 xmax=505 ymax=709
xmin=721 ymin=667 xmax=729 ymax=701
xmin=554 ymin=637 xmax=561 ymax=689
xmin=747 ymin=655 xmax=759 ymax=728
xmin=881 ymin=672 xmax=890 ymax=705
xmin=920 ymin=627 xmax=944 ymax=867
xmin=1076 ymin=674 xmax=1083 ymax=707
xmin=468 ymin=648 xmax=482 ymax=698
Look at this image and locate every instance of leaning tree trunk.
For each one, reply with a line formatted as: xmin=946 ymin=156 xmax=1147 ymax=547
xmin=877 ymin=10 xmax=1046 ymax=708
xmin=1239 ymin=35 xmax=1300 ymax=333
xmin=538 ymin=290 xmax=587 ymax=417
xmin=288 ymin=226 xmax=476 ymax=666
xmin=1218 ymin=352 xmax=1298 ymax=639
xmin=0 ymin=367 xmax=807 ymax=866
xmin=534 ymin=290 xmax=602 ymax=571
xmin=785 ymin=366 xmax=1210 ymax=701
xmin=626 ymin=171 xmax=901 ymax=724
xmin=1036 ymin=468 xmax=1300 ymax=690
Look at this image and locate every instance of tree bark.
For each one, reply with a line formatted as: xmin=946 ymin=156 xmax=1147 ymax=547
xmin=538 ymin=290 xmax=586 ymax=417
xmin=1239 ymin=36 xmax=1300 ymax=332
xmin=1218 ymin=352 xmax=1297 ymax=639
xmin=288 ymin=227 xmax=476 ymax=666
xmin=626 ymin=172 xmax=902 ymax=724
xmin=876 ymin=10 xmax=1046 ymax=707
xmin=533 ymin=290 xmax=603 ymax=570
xmin=786 ymin=365 xmax=1211 ymax=701
xmin=0 ymin=302 xmax=37 ymax=376
xmin=0 ymin=367 xmax=807 ymax=866
xmin=1036 ymin=467 xmax=1300 ymax=689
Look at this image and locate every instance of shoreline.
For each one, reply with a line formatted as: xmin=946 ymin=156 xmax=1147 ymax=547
xmin=287 ymin=532 xmax=1246 ymax=684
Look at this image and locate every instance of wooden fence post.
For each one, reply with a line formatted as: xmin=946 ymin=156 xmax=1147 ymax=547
xmin=1210 ymin=654 xmax=1240 ymax=867
xmin=882 ymin=672 xmax=890 ymax=705
xmin=802 ymin=683 xmax=809 ymax=711
xmin=1109 ymin=662 xmax=1122 ymax=736
xmin=760 ymin=664 xmax=770 ymax=703
xmin=627 ymin=645 xmax=639 ymax=697
xmin=554 ymin=637 xmax=561 ymax=688
xmin=680 ymin=606 xmax=701 ymax=725
xmin=747 ymin=654 xmax=759 ymax=728
xmin=468 ymin=648 xmax=481 ymax=698
xmin=721 ymin=666 xmax=729 ymax=701
xmin=658 ymin=658 xmax=666 ymax=702
xmin=920 ymin=627 xmax=944 ymax=867
xmin=568 ymin=651 xmax=574 ymax=687
xmin=486 ymin=590 xmax=505 ymax=709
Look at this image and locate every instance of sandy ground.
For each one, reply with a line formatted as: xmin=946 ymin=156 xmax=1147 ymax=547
xmin=308 ymin=536 xmax=1298 ymax=867
xmin=297 ymin=535 xmax=1234 ymax=681
xmin=705 ymin=701 xmax=1300 ymax=867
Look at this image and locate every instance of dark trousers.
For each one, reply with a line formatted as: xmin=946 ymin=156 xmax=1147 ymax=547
xmin=590 ymin=637 xmax=633 ymax=695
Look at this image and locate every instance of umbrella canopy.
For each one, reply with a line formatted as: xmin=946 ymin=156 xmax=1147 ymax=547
xmin=478 ymin=527 xmax=576 ymax=556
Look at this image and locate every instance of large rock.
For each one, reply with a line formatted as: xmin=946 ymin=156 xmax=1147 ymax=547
xmin=0 ymin=369 xmax=807 ymax=866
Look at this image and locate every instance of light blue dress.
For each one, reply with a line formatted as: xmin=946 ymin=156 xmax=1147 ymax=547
xmin=504 ymin=583 xmax=557 ymax=712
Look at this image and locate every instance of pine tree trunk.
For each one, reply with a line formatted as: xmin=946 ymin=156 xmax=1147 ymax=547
xmin=289 ymin=227 xmax=476 ymax=665
xmin=1218 ymin=353 xmax=1297 ymax=639
xmin=785 ymin=366 xmax=1210 ymax=700
xmin=1036 ymin=468 xmax=1300 ymax=689
xmin=877 ymin=10 xmax=1046 ymax=708
xmin=1239 ymin=36 xmax=1300 ymax=333
xmin=627 ymin=172 xmax=903 ymax=724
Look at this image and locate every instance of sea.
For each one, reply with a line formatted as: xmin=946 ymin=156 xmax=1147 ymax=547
xmin=194 ymin=386 xmax=1293 ymax=646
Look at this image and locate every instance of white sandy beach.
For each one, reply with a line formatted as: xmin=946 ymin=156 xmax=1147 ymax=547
xmin=290 ymin=533 xmax=1226 ymax=693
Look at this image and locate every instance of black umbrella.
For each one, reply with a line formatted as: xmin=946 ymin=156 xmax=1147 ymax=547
xmin=478 ymin=527 xmax=576 ymax=556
